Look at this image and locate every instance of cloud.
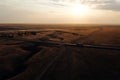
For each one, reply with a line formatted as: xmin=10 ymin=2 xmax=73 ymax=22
xmin=51 ymin=0 xmax=120 ymax=11
xmin=87 ymin=0 xmax=120 ymax=11
xmin=0 ymin=0 xmax=120 ymax=12
xmin=96 ymin=3 xmax=120 ymax=11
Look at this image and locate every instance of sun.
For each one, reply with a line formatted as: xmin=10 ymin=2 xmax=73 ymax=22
xmin=70 ymin=3 xmax=90 ymax=16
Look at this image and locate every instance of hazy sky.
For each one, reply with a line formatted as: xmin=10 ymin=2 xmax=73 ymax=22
xmin=0 ymin=0 xmax=120 ymax=24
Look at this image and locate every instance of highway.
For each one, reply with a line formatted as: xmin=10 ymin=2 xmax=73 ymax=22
xmin=16 ymin=38 xmax=120 ymax=50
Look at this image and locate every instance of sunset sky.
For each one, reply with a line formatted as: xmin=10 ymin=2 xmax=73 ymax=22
xmin=0 ymin=0 xmax=120 ymax=24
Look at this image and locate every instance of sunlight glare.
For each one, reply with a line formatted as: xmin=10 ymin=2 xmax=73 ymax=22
xmin=70 ymin=3 xmax=90 ymax=16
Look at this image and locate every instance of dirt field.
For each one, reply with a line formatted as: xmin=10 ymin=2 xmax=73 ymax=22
xmin=0 ymin=24 xmax=120 ymax=80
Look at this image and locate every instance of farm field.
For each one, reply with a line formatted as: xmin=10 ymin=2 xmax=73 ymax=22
xmin=0 ymin=24 xmax=120 ymax=80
